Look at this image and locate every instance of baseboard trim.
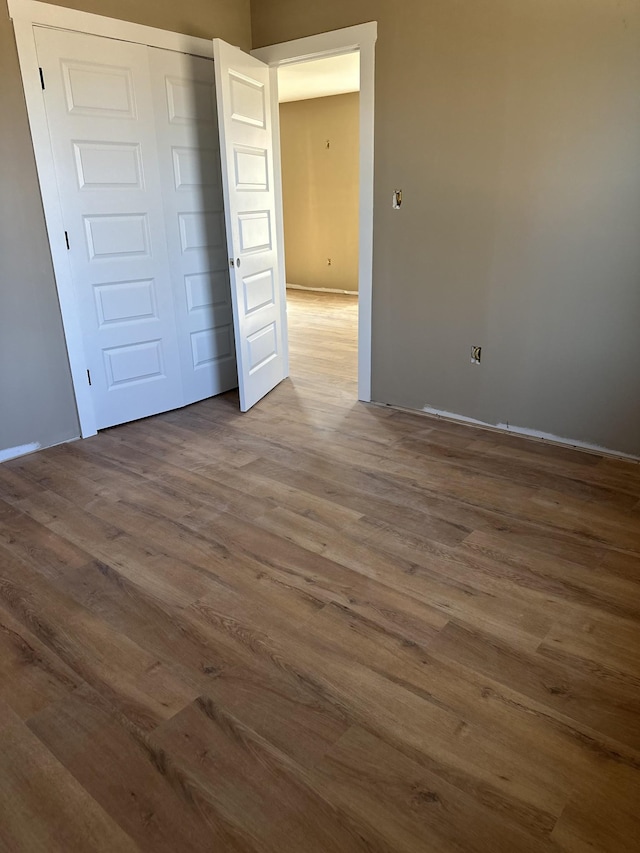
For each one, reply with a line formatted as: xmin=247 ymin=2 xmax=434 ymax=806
xmin=287 ymin=283 xmax=358 ymax=296
xmin=0 ymin=442 xmax=41 ymax=463
xmin=373 ymin=402 xmax=639 ymax=463
xmin=0 ymin=436 xmax=78 ymax=464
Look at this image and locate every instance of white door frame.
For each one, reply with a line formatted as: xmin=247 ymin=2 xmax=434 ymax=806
xmin=9 ymin=0 xmax=216 ymax=437
xmin=252 ymin=23 xmax=377 ymax=403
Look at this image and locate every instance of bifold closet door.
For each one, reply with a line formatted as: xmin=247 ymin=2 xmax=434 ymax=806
xmin=34 ymin=27 xmax=185 ymax=429
xmin=148 ymin=47 xmax=236 ymax=407
xmin=34 ymin=27 xmax=237 ymax=430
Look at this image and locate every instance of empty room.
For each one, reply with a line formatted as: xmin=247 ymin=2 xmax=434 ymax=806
xmin=1 ymin=0 xmax=639 ymax=851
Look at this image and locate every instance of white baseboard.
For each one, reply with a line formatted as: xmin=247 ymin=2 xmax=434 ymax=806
xmin=0 ymin=436 xmax=78 ymax=464
xmin=422 ymin=404 xmax=640 ymax=462
xmin=0 ymin=442 xmax=41 ymax=463
xmin=287 ymin=283 xmax=358 ymax=296
xmin=377 ymin=402 xmax=639 ymax=463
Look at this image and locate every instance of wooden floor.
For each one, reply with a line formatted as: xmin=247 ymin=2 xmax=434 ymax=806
xmin=1 ymin=289 xmax=639 ymax=852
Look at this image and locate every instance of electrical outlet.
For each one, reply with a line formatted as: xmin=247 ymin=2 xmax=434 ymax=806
xmin=471 ymin=346 xmax=481 ymax=364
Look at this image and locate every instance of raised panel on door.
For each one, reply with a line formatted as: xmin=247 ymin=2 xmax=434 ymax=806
xmin=35 ymin=27 xmax=184 ymax=429
xmin=149 ymin=48 xmax=237 ymax=406
xmin=213 ymin=39 xmax=288 ymax=412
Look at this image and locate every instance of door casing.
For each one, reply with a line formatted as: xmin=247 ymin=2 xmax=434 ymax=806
xmin=9 ymin=0 xmax=377 ymax=434
xmin=252 ymin=24 xmax=376 ymax=404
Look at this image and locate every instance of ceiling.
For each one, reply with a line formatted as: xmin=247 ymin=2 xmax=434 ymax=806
xmin=277 ymin=52 xmax=360 ymax=103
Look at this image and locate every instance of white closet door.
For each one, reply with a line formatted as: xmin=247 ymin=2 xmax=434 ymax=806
xmin=148 ymin=48 xmax=237 ymax=406
xmin=34 ymin=27 xmax=184 ymax=429
xmin=213 ymin=39 xmax=287 ymax=412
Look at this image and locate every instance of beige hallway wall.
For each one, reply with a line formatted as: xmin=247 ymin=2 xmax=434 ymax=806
xmin=0 ymin=0 xmax=251 ymax=458
xmin=252 ymin=0 xmax=640 ymax=456
xmin=280 ymin=93 xmax=359 ymax=292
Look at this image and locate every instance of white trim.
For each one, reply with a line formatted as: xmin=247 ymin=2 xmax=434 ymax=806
xmin=0 ymin=435 xmax=79 ymax=464
xmin=8 ymin=0 xmax=215 ymax=438
xmin=252 ymin=22 xmax=377 ymax=403
xmin=252 ymin=23 xmax=376 ymax=66
xmin=8 ymin=0 xmax=214 ymax=56
xmin=268 ymin=65 xmax=289 ymax=379
xmin=419 ymin=404 xmax=640 ymax=463
xmin=287 ymin=283 xmax=358 ymax=296
xmin=0 ymin=442 xmax=41 ymax=464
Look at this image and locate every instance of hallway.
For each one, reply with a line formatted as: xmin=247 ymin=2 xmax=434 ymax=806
xmin=286 ymin=288 xmax=358 ymax=393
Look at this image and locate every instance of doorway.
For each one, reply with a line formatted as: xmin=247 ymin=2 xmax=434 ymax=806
xmin=252 ymin=22 xmax=377 ymax=404
xmin=277 ymin=54 xmax=360 ymax=390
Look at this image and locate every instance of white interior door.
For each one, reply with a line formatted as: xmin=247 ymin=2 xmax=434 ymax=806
xmin=148 ymin=47 xmax=237 ymax=406
xmin=213 ymin=38 xmax=288 ymax=412
xmin=35 ymin=27 xmax=239 ymax=430
xmin=35 ymin=27 xmax=184 ymax=429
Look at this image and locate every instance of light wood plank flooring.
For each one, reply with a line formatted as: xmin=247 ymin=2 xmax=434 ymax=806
xmin=1 ymin=289 xmax=639 ymax=852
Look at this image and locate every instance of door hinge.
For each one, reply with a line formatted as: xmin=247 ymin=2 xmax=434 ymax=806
xmin=39 ymin=67 xmax=45 ymax=90
xmin=86 ymin=369 xmax=92 ymax=386
xmin=64 ymin=231 xmax=70 ymax=250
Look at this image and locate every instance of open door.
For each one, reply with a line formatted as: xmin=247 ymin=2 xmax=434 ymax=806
xmin=213 ymin=38 xmax=288 ymax=411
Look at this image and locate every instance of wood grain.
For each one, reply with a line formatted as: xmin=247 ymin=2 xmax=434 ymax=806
xmin=1 ymin=290 xmax=639 ymax=851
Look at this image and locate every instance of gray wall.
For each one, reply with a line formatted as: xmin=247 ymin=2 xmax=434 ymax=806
xmin=252 ymin=0 xmax=640 ymax=456
xmin=0 ymin=7 xmax=79 ymax=456
xmin=0 ymin=0 xmax=251 ymax=460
